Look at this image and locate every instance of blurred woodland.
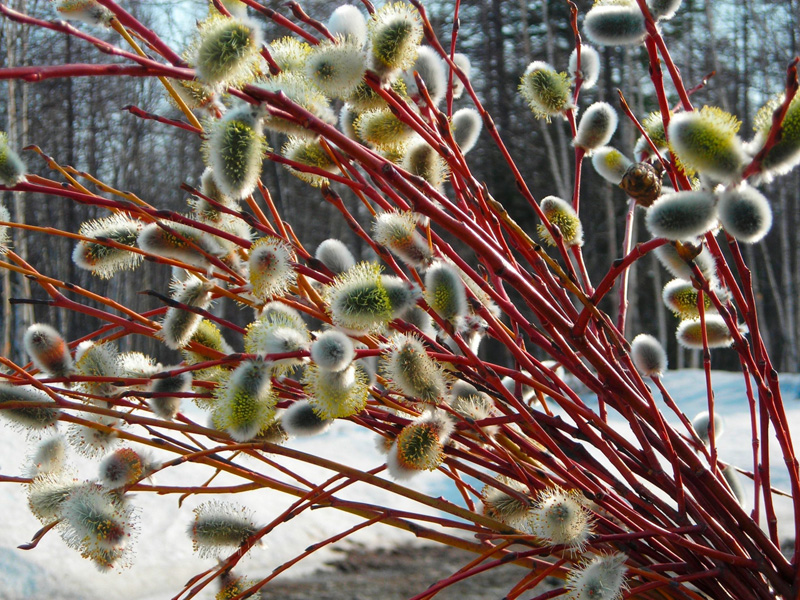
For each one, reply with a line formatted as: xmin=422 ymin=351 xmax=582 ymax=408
xmin=1 ymin=0 xmax=798 ymax=371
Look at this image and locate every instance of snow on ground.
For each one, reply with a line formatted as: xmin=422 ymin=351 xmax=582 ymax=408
xmin=0 ymin=369 xmax=798 ymax=600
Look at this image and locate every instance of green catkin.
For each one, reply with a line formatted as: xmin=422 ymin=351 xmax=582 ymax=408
xmin=368 ymin=2 xmax=423 ymax=72
xmin=537 ymin=196 xmax=584 ymax=246
xmin=74 ymin=341 xmax=121 ymax=399
xmin=58 ymin=482 xmax=137 ymax=570
xmin=303 ymin=363 xmax=369 ymax=419
xmin=424 ymin=261 xmax=468 ymax=324
xmin=159 ymin=276 xmax=214 ymax=350
xmin=668 ymin=106 xmax=747 ymax=182
xmin=676 ymin=315 xmax=735 ymax=349
xmin=519 ymin=62 xmax=572 ymax=120
xmin=347 ymin=78 xmax=408 ymax=111
xmin=213 ymin=360 xmax=277 ymax=441
xmin=662 ymin=279 xmax=715 ymax=318
xmin=282 ymin=137 xmax=340 ymax=187
xmin=383 ymin=333 xmax=446 ymax=403
xmin=189 ymin=501 xmax=259 ymax=558
xmin=634 ymin=111 xmax=670 ymax=158
xmin=591 ymin=146 xmax=633 ymax=184
xmin=326 ymin=262 xmax=394 ymax=333
xmin=204 ymin=105 xmax=267 ymax=199
xmin=255 ymin=72 xmax=336 ymax=138
xmin=267 ymin=37 xmax=311 ymax=73
xmin=354 ymin=108 xmax=416 ymax=148
xmin=751 ymin=94 xmax=800 ymax=179
xmin=192 ymin=15 xmax=263 ymax=89
xmin=387 ymin=409 xmax=453 ymax=479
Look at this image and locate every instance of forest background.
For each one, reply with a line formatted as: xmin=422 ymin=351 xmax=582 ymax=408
xmin=1 ymin=0 xmax=798 ymax=373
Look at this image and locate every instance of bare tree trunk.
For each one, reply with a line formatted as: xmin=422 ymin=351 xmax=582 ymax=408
xmin=702 ymin=0 xmax=730 ymax=112
xmin=3 ymin=0 xmax=33 ymax=361
xmin=778 ymin=187 xmax=798 ymax=371
xmin=539 ymin=0 xmax=570 ymax=198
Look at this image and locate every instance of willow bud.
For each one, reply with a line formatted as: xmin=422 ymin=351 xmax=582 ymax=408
xmin=574 ymin=102 xmax=618 ymax=152
xmin=568 ymin=45 xmax=600 ymax=89
xmin=451 ymin=108 xmax=482 ymax=154
xmin=645 ymin=191 xmax=718 ymax=241
xmin=328 ymin=5 xmax=368 ymax=48
xmin=584 ymin=2 xmax=646 ymax=46
xmin=630 ymin=334 xmax=667 ymax=376
xmin=717 ymin=185 xmax=773 ymax=244
xmin=315 ymin=238 xmax=356 ymax=275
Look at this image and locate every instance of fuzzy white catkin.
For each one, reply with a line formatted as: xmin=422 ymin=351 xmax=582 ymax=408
xmin=305 ymin=39 xmax=366 ymax=99
xmin=327 ymin=4 xmax=368 ymax=48
xmin=646 ymin=0 xmax=682 ymax=20
xmin=149 ymin=371 xmax=192 ymax=420
xmin=653 ymin=243 xmax=717 ymax=282
xmin=645 ymin=191 xmax=718 ymax=241
xmin=405 ymin=46 xmax=446 ymax=106
xmin=574 ymin=102 xmax=618 ymax=151
xmin=281 ymin=400 xmax=332 ymax=437
xmin=568 ymin=46 xmax=600 ymax=89
xmin=630 ymin=334 xmax=667 ymax=376
xmin=566 ymin=553 xmax=628 ymax=600
xmin=315 ymin=239 xmax=356 ymax=275
xmin=310 ymin=329 xmax=355 ymax=372
xmin=24 ymin=323 xmax=74 ymax=377
xmin=692 ymin=410 xmax=724 ymax=444
xmin=583 ymin=3 xmax=646 ymax=47
xmin=451 ymin=108 xmax=482 ymax=154
xmin=717 ymin=185 xmax=773 ymax=244
xmin=451 ymin=53 xmax=471 ymax=99
xmin=722 ymin=465 xmax=746 ymax=508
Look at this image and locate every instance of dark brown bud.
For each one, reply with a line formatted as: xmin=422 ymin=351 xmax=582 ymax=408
xmin=619 ymin=162 xmax=662 ymax=207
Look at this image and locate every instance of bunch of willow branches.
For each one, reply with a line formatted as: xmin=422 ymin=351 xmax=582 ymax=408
xmin=0 ymin=0 xmax=799 ymax=599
